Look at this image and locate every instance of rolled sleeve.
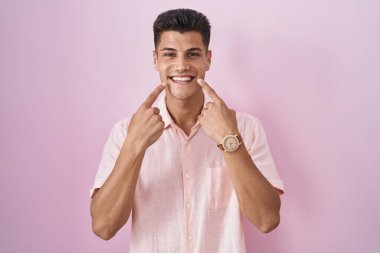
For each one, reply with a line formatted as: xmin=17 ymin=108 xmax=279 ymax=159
xmin=90 ymin=118 xmax=128 ymax=198
xmin=239 ymin=113 xmax=284 ymax=193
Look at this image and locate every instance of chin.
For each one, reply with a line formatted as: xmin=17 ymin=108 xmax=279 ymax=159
xmin=167 ymin=89 xmax=194 ymax=100
xmin=166 ymin=83 xmax=202 ymax=101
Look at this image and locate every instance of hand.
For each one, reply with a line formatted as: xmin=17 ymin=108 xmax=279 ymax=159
xmin=197 ymin=79 xmax=239 ymax=143
xmin=126 ymin=83 xmax=166 ymax=151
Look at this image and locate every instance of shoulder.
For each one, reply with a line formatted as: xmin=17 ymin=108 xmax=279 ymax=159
xmin=236 ymin=111 xmax=260 ymax=129
xmin=235 ymin=111 xmax=267 ymax=142
xmin=108 ymin=117 xmax=131 ymax=139
xmin=112 ymin=117 xmax=130 ymax=130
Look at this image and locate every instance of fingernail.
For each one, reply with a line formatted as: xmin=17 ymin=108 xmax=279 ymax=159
xmin=197 ymin=79 xmax=204 ymax=85
xmin=161 ymin=82 xmax=167 ymax=87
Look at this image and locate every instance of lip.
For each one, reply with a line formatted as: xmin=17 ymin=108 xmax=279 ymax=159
xmin=168 ymin=75 xmax=196 ymax=84
xmin=169 ymin=75 xmax=196 ymax=78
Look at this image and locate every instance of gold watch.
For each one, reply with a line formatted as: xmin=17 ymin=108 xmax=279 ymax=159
xmin=217 ymin=134 xmax=242 ymax=152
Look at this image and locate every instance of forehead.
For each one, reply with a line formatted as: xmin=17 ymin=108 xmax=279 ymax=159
xmin=157 ymin=31 xmax=205 ymax=51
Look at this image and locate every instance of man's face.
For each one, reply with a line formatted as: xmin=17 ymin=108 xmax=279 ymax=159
xmin=153 ymin=31 xmax=211 ymax=101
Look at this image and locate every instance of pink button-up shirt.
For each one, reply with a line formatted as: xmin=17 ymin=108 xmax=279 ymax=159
xmin=91 ymin=94 xmax=284 ymax=253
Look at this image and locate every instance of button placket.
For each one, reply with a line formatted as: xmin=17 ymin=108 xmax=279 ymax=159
xmin=182 ymin=140 xmax=195 ymax=252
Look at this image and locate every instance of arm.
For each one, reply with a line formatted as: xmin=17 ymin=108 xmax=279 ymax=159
xmin=197 ymin=79 xmax=281 ymax=233
xmin=222 ymin=143 xmax=281 ymax=233
xmin=90 ymin=140 xmax=145 ymax=240
xmin=90 ymin=83 xmax=166 ymax=240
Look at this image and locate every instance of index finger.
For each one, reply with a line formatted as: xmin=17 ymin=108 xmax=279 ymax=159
xmin=197 ymin=79 xmax=223 ymax=103
xmin=143 ymin=82 xmax=167 ymax=107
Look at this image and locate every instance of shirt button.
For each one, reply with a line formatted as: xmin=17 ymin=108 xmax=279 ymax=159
xmin=188 ymin=236 xmax=192 ymax=240
xmin=186 ymin=203 xmax=190 ymax=208
xmin=185 ymin=173 xmax=190 ymax=178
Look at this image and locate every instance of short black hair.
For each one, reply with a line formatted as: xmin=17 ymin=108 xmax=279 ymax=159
xmin=153 ymin=9 xmax=211 ymax=49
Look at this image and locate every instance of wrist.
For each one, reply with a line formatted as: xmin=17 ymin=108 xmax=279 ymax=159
xmin=217 ymin=133 xmax=242 ymax=152
xmin=122 ymin=136 xmax=146 ymax=155
xmin=216 ymin=128 xmax=239 ymax=143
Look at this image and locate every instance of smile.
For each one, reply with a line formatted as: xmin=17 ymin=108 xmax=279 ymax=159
xmin=169 ymin=76 xmax=195 ymax=84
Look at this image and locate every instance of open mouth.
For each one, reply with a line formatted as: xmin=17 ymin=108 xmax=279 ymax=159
xmin=169 ymin=75 xmax=196 ymax=84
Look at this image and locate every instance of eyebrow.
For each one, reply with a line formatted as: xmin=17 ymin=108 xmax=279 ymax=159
xmin=160 ymin=47 xmax=203 ymax=52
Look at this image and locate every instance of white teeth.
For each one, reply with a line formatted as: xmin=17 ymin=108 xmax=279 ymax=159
xmin=171 ymin=76 xmax=192 ymax=82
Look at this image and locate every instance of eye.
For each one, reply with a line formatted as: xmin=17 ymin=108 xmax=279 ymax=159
xmin=163 ymin=52 xmax=176 ymax=57
xmin=188 ymin=52 xmax=200 ymax=58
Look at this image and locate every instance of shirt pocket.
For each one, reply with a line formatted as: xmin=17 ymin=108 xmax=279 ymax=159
xmin=207 ymin=166 xmax=234 ymax=211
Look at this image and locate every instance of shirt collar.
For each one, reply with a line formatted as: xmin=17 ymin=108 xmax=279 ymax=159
xmin=156 ymin=92 xmax=212 ymax=129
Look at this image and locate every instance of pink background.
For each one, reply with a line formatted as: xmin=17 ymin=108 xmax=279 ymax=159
xmin=1 ymin=0 xmax=379 ymax=252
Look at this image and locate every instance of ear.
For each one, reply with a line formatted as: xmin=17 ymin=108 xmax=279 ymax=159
xmin=153 ymin=50 xmax=159 ymax=71
xmin=206 ymin=50 xmax=212 ymax=71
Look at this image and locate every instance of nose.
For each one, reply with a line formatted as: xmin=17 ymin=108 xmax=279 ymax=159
xmin=172 ymin=56 xmax=190 ymax=72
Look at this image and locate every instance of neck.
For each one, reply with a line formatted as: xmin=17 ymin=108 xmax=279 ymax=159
xmin=165 ymin=90 xmax=204 ymax=136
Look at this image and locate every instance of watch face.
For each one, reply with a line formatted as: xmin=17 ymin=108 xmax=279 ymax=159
xmin=223 ymin=135 xmax=239 ymax=152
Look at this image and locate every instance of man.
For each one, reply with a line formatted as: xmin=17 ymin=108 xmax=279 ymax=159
xmin=90 ymin=8 xmax=284 ymax=253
